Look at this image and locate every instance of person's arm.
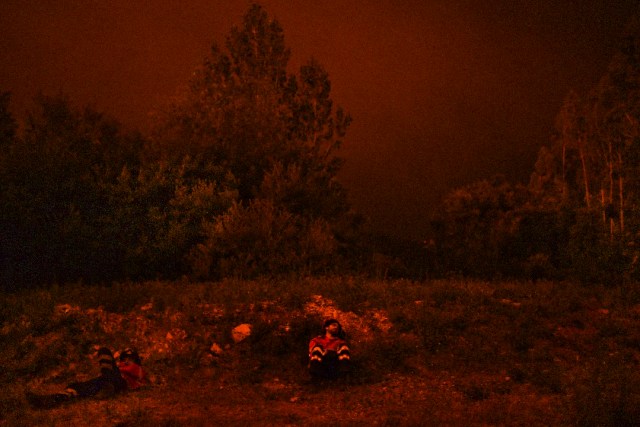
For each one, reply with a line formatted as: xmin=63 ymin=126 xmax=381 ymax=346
xmin=309 ymin=337 xmax=319 ymax=354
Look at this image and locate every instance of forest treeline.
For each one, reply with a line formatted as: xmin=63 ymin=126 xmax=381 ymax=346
xmin=2 ymin=5 xmax=640 ymax=289
xmin=432 ymin=19 xmax=640 ymax=285
xmin=0 ymin=5 xmax=364 ymax=288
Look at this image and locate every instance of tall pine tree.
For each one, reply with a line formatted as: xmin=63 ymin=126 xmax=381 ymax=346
xmin=152 ymin=4 xmax=351 ymax=221
xmin=151 ymin=4 xmax=357 ymax=278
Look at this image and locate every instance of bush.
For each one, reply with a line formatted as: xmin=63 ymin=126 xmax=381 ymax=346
xmin=566 ymin=212 xmax=630 ymax=285
xmin=189 ymin=199 xmax=337 ymax=279
xmin=574 ymin=354 xmax=640 ymax=426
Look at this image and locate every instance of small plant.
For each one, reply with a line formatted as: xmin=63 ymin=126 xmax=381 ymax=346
xmin=413 ymin=307 xmax=450 ymax=354
xmin=574 ymin=356 xmax=640 ymax=426
xmin=463 ymin=384 xmax=490 ymax=401
xmin=326 ymin=276 xmax=371 ymax=313
xmin=430 ymin=284 xmax=465 ymax=308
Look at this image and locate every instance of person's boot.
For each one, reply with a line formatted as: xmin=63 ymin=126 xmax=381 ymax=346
xmin=25 ymin=391 xmax=71 ymax=409
xmin=97 ymin=347 xmax=116 ymax=375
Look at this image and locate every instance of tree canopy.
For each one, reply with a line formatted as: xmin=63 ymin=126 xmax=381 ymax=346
xmin=432 ymin=20 xmax=640 ymax=284
xmin=0 ymin=5 xmax=360 ymax=288
xmin=152 ymin=4 xmax=351 ymax=220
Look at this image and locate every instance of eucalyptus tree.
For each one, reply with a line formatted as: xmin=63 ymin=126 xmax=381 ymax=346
xmin=526 ymin=23 xmax=640 ymax=282
xmin=588 ymin=29 xmax=640 ymax=237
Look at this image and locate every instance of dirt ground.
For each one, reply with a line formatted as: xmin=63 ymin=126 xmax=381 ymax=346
xmin=13 ymin=366 xmax=571 ymax=427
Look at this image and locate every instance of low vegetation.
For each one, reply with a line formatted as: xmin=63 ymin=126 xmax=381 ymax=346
xmin=2 ymin=277 xmax=640 ymax=426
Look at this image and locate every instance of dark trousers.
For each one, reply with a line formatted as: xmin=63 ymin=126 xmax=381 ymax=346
xmin=26 ymin=349 xmax=126 ymax=409
xmin=67 ymin=370 xmax=125 ymax=398
xmin=309 ymin=351 xmax=350 ymax=379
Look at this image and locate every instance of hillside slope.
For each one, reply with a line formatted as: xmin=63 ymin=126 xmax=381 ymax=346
xmin=2 ymin=278 xmax=640 ymax=425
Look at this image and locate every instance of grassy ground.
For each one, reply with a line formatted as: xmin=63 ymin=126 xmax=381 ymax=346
xmin=2 ymin=277 xmax=640 ymax=426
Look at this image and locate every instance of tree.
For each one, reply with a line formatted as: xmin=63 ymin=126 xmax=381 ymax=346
xmin=0 ymin=92 xmax=16 ymax=147
xmin=151 ymin=4 xmax=355 ymax=278
xmin=97 ymin=157 xmax=237 ymax=279
xmin=0 ymin=94 xmax=137 ymax=285
xmin=152 ymin=4 xmax=351 ymax=221
xmin=588 ymin=27 xmax=640 ymax=238
xmin=432 ymin=176 xmax=530 ymax=277
xmin=189 ymin=198 xmax=336 ymax=279
xmin=526 ymin=19 xmax=640 ymax=283
xmin=558 ymin=91 xmax=592 ymax=207
xmin=1 ymin=5 xmax=360 ymax=285
xmin=0 ymin=91 xmax=17 ymax=288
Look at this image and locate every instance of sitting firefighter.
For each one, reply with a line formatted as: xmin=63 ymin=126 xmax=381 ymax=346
xmin=308 ymin=318 xmax=351 ymax=380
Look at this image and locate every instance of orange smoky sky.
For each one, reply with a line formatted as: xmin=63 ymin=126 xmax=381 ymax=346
xmin=0 ymin=1 xmax=637 ymax=237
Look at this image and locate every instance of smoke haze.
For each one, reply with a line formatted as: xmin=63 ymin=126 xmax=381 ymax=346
xmin=0 ymin=1 xmax=636 ymax=237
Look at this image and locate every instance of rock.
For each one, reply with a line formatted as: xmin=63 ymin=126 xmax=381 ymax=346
xmin=231 ymin=324 xmax=252 ymax=343
xmin=210 ymin=343 xmax=224 ymax=355
xmin=304 ymin=294 xmax=393 ymax=341
xmin=55 ymin=304 xmax=80 ymax=316
xmin=370 ymin=309 xmax=393 ymax=333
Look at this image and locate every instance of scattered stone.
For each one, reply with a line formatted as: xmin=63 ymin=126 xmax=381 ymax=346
xmin=166 ymin=328 xmax=188 ymax=341
xmin=210 ymin=343 xmax=224 ymax=355
xmin=55 ymin=304 xmax=80 ymax=316
xmin=276 ymin=322 xmax=291 ymax=335
xmin=304 ymin=294 xmax=394 ymax=341
xmin=369 ymin=310 xmax=393 ymax=333
xmin=500 ymin=299 xmax=521 ymax=308
xmin=232 ymin=324 xmax=252 ymax=343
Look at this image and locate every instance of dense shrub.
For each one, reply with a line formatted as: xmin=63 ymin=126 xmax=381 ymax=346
xmin=189 ymin=199 xmax=337 ymax=279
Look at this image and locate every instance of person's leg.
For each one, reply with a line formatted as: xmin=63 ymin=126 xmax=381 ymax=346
xmin=26 ymin=376 xmax=113 ymax=409
xmin=309 ymin=344 xmax=326 ymax=378
xmin=337 ymin=344 xmax=351 ymax=375
xmin=322 ymin=352 xmax=339 ymax=379
xmin=67 ymin=347 xmax=122 ymax=397
xmin=95 ymin=347 xmax=126 ymax=394
xmin=97 ymin=347 xmax=117 ymax=375
xmin=27 ymin=348 xmax=122 ymax=409
xmin=66 ymin=376 xmax=110 ymax=398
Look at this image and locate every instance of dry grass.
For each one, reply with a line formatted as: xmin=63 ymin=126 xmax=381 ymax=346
xmin=2 ymin=277 xmax=640 ymax=426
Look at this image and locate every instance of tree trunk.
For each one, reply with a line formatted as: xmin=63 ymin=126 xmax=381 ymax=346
xmin=618 ymin=152 xmax=624 ymax=234
xmin=562 ymin=141 xmax=567 ymax=198
xmin=601 ymin=189 xmax=607 ymax=227
xmin=578 ymin=140 xmax=591 ymax=209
